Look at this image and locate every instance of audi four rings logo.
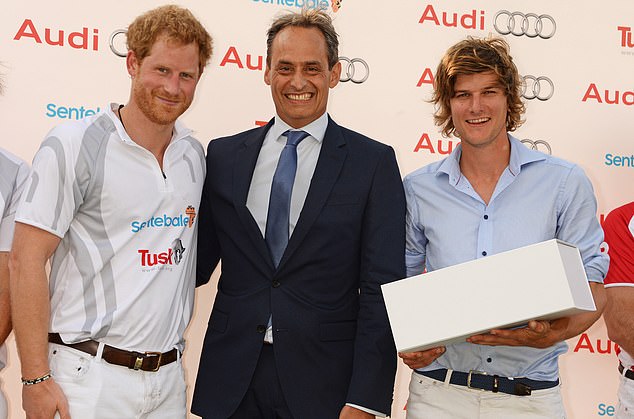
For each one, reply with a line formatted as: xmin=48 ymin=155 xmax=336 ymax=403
xmin=339 ymin=57 xmax=369 ymax=84
xmin=494 ymin=11 xmax=556 ymax=39
xmin=521 ymin=139 xmax=552 ymax=155
xmin=109 ymin=29 xmax=127 ymax=57
xmin=521 ymin=75 xmax=554 ymax=101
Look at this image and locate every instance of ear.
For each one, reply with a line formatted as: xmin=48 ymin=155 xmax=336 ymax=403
xmin=329 ymin=61 xmax=341 ymax=88
xmin=126 ymin=51 xmax=139 ymax=78
xmin=264 ymin=65 xmax=271 ymax=86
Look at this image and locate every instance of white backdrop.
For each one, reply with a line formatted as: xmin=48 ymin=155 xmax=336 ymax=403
xmin=1 ymin=1 xmax=632 ymax=417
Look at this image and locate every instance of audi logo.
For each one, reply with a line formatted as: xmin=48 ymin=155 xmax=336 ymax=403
xmin=109 ymin=29 xmax=127 ymax=57
xmin=494 ymin=11 xmax=556 ymax=39
xmin=521 ymin=139 xmax=552 ymax=155
xmin=338 ymin=57 xmax=369 ymax=84
xmin=521 ymin=75 xmax=554 ymax=101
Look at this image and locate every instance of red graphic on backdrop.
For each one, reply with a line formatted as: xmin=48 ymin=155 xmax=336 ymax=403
xmin=219 ymin=46 xmax=264 ymax=71
xmin=573 ymin=333 xmax=620 ymax=354
xmin=417 ymin=68 xmax=435 ymax=87
xmin=414 ymin=133 xmax=459 ymax=155
xmin=418 ymin=4 xmax=485 ymax=30
xmin=618 ymin=26 xmax=634 ymax=47
xmin=14 ymin=19 xmax=99 ymax=51
xmin=582 ymin=83 xmax=634 ymax=105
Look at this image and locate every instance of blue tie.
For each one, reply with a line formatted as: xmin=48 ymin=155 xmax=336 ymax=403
xmin=265 ymin=130 xmax=310 ymax=267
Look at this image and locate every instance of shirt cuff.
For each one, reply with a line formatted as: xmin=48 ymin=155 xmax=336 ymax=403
xmin=346 ymin=403 xmax=386 ymax=417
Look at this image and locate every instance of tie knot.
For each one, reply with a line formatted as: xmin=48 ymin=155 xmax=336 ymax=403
xmin=283 ymin=130 xmax=310 ymax=147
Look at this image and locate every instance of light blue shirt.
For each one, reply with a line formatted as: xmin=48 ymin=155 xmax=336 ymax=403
xmin=403 ymin=134 xmax=608 ymax=381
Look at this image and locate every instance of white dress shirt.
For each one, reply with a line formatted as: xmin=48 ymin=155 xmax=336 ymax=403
xmin=246 ymin=112 xmax=327 ymax=238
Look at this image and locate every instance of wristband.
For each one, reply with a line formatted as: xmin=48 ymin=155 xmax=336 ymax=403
xmin=21 ymin=371 xmax=52 ymax=386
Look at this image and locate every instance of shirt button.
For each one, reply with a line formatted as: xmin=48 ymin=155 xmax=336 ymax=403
xmin=482 ymin=251 xmax=487 ymax=256
xmin=484 ymin=214 xmax=489 ymax=220
xmin=487 ymin=357 xmax=492 ymax=363
xmin=272 ymin=280 xmax=281 ymax=288
xmin=256 ymin=325 xmax=267 ymax=334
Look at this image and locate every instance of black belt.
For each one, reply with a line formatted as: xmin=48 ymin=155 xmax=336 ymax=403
xmin=49 ymin=333 xmax=178 ymax=372
xmin=619 ymin=363 xmax=634 ymax=380
xmin=416 ymin=369 xmax=559 ymax=396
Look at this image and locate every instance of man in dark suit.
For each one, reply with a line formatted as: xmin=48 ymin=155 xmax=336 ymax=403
xmin=192 ymin=9 xmax=405 ymax=419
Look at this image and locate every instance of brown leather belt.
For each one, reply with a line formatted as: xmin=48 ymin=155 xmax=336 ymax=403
xmin=48 ymin=333 xmax=177 ymax=372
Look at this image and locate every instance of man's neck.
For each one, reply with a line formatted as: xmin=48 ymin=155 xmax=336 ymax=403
xmin=459 ymin=136 xmax=511 ymax=205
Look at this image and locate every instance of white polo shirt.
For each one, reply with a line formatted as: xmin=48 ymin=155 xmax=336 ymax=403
xmin=16 ymin=104 xmax=205 ymax=353
xmin=0 ymin=147 xmax=30 ymax=370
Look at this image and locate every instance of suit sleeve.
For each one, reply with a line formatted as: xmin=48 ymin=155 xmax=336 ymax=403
xmin=346 ymin=146 xmax=406 ymax=414
xmin=196 ymin=141 xmax=221 ymax=287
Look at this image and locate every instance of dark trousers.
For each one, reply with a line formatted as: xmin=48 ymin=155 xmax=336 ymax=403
xmin=229 ymin=344 xmax=294 ymax=419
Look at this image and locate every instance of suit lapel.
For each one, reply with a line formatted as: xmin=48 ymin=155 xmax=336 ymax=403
xmin=278 ymin=117 xmax=347 ymax=269
xmin=233 ymin=120 xmax=275 ymax=270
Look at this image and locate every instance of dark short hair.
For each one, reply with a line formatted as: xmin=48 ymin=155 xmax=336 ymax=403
xmin=266 ymin=9 xmax=339 ymax=69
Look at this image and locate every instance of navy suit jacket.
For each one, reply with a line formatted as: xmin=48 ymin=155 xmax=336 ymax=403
xmin=192 ymin=117 xmax=406 ymax=419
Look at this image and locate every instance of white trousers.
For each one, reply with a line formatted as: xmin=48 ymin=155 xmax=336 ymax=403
xmin=406 ymin=372 xmax=566 ymax=419
xmin=49 ymin=343 xmax=186 ymax=419
xmin=616 ymin=374 xmax=634 ymax=418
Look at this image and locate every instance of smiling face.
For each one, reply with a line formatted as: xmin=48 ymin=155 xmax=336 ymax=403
xmin=264 ymin=26 xmax=341 ymax=128
xmin=450 ymin=71 xmax=509 ymax=149
xmin=128 ymin=35 xmax=200 ymax=126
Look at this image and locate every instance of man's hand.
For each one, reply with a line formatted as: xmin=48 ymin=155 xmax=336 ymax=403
xmin=23 ymin=378 xmax=70 ymax=419
xmin=339 ymin=405 xmax=374 ymax=419
xmin=467 ymin=319 xmax=567 ymax=349
xmin=398 ymin=346 xmax=445 ymax=370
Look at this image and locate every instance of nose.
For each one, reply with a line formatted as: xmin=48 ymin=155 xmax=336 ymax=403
xmin=290 ymin=70 xmax=307 ymax=90
xmin=469 ymin=94 xmax=483 ymax=113
xmin=163 ymin=74 xmax=181 ymax=96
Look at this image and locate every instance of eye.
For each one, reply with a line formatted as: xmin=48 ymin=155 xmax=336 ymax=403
xmin=277 ymin=65 xmax=292 ymax=74
xmin=180 ymin=72 xmax=194 ymax=80
xmin=306 ymin=66 xmax=320 ymax=73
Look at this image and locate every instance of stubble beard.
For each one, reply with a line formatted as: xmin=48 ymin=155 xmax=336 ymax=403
xmin=134 ymin=83 xmax=191 ymax=126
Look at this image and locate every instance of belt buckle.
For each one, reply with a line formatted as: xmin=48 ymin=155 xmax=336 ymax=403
xmin=134 ymin=351 xmax=162 ymax=372
xmin=467 ymin=370 xmax=488 ymax=391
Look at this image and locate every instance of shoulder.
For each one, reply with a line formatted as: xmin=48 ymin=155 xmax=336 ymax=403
xmin=43 ymin=112 xmax=116 ymax=151
xmin=604 ymin=202 xmax=634 ymax=230
xmin=207 ymin=125 xmax=267 ymax=153
xmin=403 ymin=158 xmax=446 ymax=186
xmin=0 ymin=147 xmax=28 ymax=172
xmin=179 ymin=135 xmax=205 ymax=156
xmin=333 ymin=122 xmax=393 ymax=154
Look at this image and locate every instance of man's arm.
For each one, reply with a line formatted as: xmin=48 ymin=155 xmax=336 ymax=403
xmin=9 ymin=222 xmax=69 ymax=419
xmin=0 ymin=252 xmax=10 ymax=344
xmin=604 ymin=287 xmax=634 ymax=355
xmin=344 ymin=147 xmax=406 ymax=417
xmin=467 ymin=281 xmax=606 ymax=348
xmin=196 ymin=143 xmax=221 ymax=287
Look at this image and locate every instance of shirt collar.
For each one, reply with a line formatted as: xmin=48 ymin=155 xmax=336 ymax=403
xmin=269 ymin=112 xmax=328 ymax=144
xmin=436 ymin=133 xmax=548 ymax=184
xmin=106 ymin=103 xmax=193 ymax=145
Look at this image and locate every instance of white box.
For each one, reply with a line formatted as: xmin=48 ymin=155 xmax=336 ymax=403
xmin=382 ymin=239 xmax=596 ymax=353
